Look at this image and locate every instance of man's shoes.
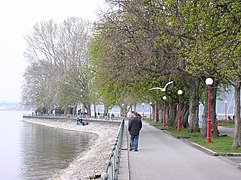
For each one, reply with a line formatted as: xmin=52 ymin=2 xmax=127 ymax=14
xmin=134 ymin=149 xmax=138 ymax=152
xmin=129 ymin=148 xmax=133 ymax=151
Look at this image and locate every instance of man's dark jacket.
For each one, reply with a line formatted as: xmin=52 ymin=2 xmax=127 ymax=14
xmin=128 ymin=116 xmax=142 ymax=136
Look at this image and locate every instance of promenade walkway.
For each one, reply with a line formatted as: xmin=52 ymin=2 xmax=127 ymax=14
xmin=119 ymin=122 xmax=241 ymax=180
xmin=218 ymin=126 xmax=235 ymax=137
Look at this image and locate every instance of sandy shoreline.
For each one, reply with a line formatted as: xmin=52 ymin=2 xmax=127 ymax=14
xmin=23 ymin=118 xmax=120 ymax=180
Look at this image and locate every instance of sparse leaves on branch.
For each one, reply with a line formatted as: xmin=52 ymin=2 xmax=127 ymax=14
xmin=22 ymin=17 xmax=93 ymax=114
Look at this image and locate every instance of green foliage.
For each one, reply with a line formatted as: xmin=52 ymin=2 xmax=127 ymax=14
xmin=90 ymin=0 xmax=240 ymax=107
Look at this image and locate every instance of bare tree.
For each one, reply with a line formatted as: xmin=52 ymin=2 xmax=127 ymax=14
xmin=22 ymin=17 xmax=93 ymax=114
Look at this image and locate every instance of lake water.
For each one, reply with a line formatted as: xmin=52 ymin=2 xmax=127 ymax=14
xmin=0 ymin=110 xmax=94 ymax=179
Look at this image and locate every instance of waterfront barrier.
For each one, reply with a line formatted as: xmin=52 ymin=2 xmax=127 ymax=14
xmin=22 ymin=115 xmax=121 ymax=124
xmin=101 ymin=119 xmax=125 ymax=180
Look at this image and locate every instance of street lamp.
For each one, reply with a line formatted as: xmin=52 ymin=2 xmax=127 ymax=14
xmin=121 ymin=103 xmax=125 ymax=117
xmin=225 ymin=100 xmax=228 ymax=120
xmin=177 ymin=90 xmax=183 ymax=132
xmin=149 ymin=102 xmax=152 ymax=120
xmin=142 ymin=103 xmax=145 ymax=120
xmin=149 ymin=81 xmax=173 ymax=123
xmin=163 ymin=96 xmax=167 ymax=127
xmin=205 ymin=78 xmax=213 ymax=143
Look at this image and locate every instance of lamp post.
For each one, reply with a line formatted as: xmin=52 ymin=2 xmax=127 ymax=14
xmin=225 ymin=100 xmax=227 ymax=120
xmin=177 ymin=90 xmax=183 ymax=132
xmin=142 ymin=103 xmax=145 ymax=120
xmin=149 ymin=81 xmax=173 ymax=123
xmin=121 ymin=103 xmax=124 ymax=117
xmin=205 ymin=78 xmax=213 ymax=143
xmin=163 ymin=96 xmax=167 ymax=127
xmin=149 ymin=102 xmax=152 ymax=120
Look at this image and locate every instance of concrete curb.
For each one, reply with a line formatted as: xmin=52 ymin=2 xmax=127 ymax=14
xmin=162 ymin=130 xmax=241 ymax=157
xmin=217 ymin=156 xmax=241 ymax=169
xmin=181 ymin=139 xmax=219 ymax=156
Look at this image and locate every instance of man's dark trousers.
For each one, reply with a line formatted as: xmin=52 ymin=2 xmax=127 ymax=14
xmin=130 ymin=135 xmax=139 ymax=150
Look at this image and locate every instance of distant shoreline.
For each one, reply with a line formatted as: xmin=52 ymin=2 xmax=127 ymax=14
xmin=23 ymin=116 xmax=120 ymax=179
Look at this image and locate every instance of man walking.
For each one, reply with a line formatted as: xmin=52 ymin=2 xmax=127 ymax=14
xmin=128 ymin=112 xmax=142 ymax=151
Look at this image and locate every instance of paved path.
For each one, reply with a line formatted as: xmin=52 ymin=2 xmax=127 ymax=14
xmin=218 ymin=126 xmax=234 ymax=137
xmin=120 ymin=122 xmax=241 ymax=180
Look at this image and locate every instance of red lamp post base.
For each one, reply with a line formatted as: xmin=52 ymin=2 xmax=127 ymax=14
xmin=206 ymin=138 xmax=211 ymax=143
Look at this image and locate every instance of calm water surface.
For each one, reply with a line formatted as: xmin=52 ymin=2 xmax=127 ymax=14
xmin=0 ymin=111 xmax=95 ymax=179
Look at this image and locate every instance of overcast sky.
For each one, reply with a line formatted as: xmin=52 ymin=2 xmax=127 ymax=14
xmin=0 ymin=0 xmax=105 ymax=102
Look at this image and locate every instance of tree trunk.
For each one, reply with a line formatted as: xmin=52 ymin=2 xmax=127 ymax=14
xmin=73 ymin=104 xmax=77 ymax=116
xmin=232 ymin=82 xmax=241 ymax=148
xmin=182 ymin=104 xmax=189 ymax=128
xmin=152 ymin=105 xmax=155 ymax=121
xmin=85 ymin=104 xmax=91 ymax=117
xmin=93 ymin=103 xmax=97 ymax=118
xmin=64 ymin=108 xmax=68 ymax=115
xmin=120 ymin=104 xmax=127 ymax=117
xmin=81 ymin=104 xmax=85 ymax=114
xmin=159 ymin=101 xmax=163 ymax=123
xmin=134 ymin=103 xmax=137 ymax=112
xmin=211 ymin=81 xmax=218 ymax=137
xmin=189 ymin=77 xmax=200 ymax=132
xmin=155 ymin=100 xmax=159 ymax=123
xmin=103 ymin=103 xmax=108 ymax=116
xmin=167 ymin=98 xmax=177 ymax=127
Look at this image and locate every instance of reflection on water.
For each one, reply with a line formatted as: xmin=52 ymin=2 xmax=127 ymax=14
xmin=0 ymin=111 xmax=95 ymax=180
xmin=19 ymin=123 xmax=95 ymax=179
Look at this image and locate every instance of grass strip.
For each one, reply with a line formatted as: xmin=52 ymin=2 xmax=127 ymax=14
xmin=218 ymin=124 xmax=235 ymax=128
xmin=144 ymin=119 xmax=241 ymax=153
